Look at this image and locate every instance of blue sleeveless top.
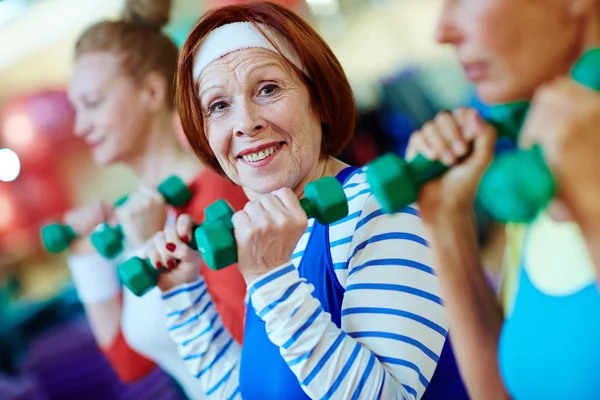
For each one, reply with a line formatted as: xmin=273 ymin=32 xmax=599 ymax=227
xmin=239 ymin=166 xmax=468 ymax=399
xmin=499 ymin=266 xmax=600 ymax=399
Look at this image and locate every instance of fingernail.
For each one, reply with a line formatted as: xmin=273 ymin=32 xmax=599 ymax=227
xmin=167 ymin=259 xmax=176 ymax=269
xmin=166 ymin=243 xmax=176 ymax=252
xmin=155 ymin=261 xmax=163 ymax=270
xmin=453 ymin=141 xmax=466 ymax=155
xmin=180 ymin=236 xmax=190 ymax=244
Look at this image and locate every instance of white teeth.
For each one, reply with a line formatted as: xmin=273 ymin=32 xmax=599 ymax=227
xmin=242 ymin=143 xmax=281 ymax=163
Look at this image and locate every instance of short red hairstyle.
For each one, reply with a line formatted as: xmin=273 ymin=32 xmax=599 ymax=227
xmin=176 ymin=1 xmax=356 ymax=175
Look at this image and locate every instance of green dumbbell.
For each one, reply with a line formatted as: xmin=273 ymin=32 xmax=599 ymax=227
xmin=40 ymin=224 xmax=78 ymax=254
xmin=196 ymin=176 xmax=349 ymax=271
xmin=117 ymin=199 xmax=235 ymax=297
xmin=478 ymin=48 xmax=600 ymax=223
xmin=91 ymin=175 xmax=192 ymax=259
xmin=366 ymin=102 xmax=529 ymax=214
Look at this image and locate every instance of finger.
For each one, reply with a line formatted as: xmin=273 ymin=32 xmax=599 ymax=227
xmin=145 ymin=238 xmax=166 ymax=271
xmin=231 ymin=210 xmax=252 ymax=240
xmin=421 ymin=121 xmax=455 ymax=165
xmin=435 ymin=111 xmax=468 ymax=157
xmin=152 ymin=232 xmax=172 ymax=269
xmin=406 ymin=133 xmax=433 ymax=161
xmin=258 ymin=193 xmax=287 ymax=220
xmin=164 ymin=226 xmax=190 ymax=261
xmin=272 ymin=188 xmax=304 ymax=217
xmin=453 ymin=107 xmax=470 ymax=125
xmin=243 ymin=201 xmax=270 ymax=226
xmin=176 ymin=214 xmax=196 ymax=244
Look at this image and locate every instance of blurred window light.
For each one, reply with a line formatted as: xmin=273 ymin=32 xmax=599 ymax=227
xmin=0 ymin=0 xmax=29 ymax=27
xmin=3 ymin=111 xmax=35 ymax=150
xmin=306 ymin=0 xmax=339 ymax=16
xmin=0 ymin=149 xmax=21 ymax=182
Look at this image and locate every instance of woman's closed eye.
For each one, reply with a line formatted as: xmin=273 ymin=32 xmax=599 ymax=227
xmin=83 ymin=98 xmax=103 ymax=109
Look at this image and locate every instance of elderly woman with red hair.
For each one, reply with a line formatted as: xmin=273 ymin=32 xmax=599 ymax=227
xmin=142 ymin=2 xmax=461 ymax=399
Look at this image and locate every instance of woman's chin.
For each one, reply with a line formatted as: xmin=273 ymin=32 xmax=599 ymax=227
xmin=241 ymin=175 xmax=294 ymax=197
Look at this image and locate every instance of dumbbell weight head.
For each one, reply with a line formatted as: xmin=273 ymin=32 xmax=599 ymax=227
xmin=90 ymin=224 xmax=124 ymax=259
xmin=204 ymin=199 xmax=235 ymax=227
xmin=195 ymin=220 xmax=237 ymax=271
xmin=478 ymin=146 xmax=555 ymax=223
xmin=41 ymin=224 xmax=77 ymax=254
xmin=158 ymin=176 xmax=192 ymax=207
xmin=117 ymin=258 xmax=161 ymax=297
xmin=301 ymin=176 xmax=349 ymax=224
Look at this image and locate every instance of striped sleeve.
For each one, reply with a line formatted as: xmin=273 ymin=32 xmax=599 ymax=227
xmin=248 ymin=170 xmax=448 ymax=399
xmin=161 ymin=276 xmax=242 ymax=399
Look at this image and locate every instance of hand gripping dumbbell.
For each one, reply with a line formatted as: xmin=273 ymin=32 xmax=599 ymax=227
xmin=117 ymin=199 xmax=234 ymax=297
xmin=366 ymin=101 xmax=529 ymax=214
xmin=477 ymin=48 xmax=600 ymax=222
xmin=40 ymin=195 xmax=128 ymax=254
xmin=90 ymin=175 xmax=192 ymax=259
xmin=195 ymin=176 xmax=349 ymax=271
xmin=40 ymin=176 xmax=190 ymax=255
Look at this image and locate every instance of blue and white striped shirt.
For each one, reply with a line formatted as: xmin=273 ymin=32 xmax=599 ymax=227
xmin=162 ymin=166 xmax=448 ymax=399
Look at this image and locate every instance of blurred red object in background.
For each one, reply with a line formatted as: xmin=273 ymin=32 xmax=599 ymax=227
xmin=0 ymin=89 xmax=83 ymax=256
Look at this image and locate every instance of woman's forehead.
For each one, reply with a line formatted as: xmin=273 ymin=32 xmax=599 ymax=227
xmin=198 ymin=49 xmax=293 ymax=87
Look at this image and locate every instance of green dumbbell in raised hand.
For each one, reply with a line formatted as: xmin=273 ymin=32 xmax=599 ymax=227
xmin=40 ymin=195 xmax=128 ymax=254
xmin=40 ymin=177 xmax=190 ymax=255
xmin=195 ymin=176 xmax=349 ymax=271
xmin=117 ymin=199 xmax=235 ymax=297
xmin=40 ymin=224 xmax=78 ymax=254
xmin=478 ymin=48 xmax=600 ymax=222
xmin=90 ymin=175 xmax=192 ymax=259
xmin=366 ymin=102 xmax=529 ymax=214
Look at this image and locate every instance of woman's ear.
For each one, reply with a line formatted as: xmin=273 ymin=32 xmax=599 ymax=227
xmin=140 ymin=71 xmax=168 ymax=112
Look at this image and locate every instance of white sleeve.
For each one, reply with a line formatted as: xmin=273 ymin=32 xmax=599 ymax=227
xmin=67 ymin=253 xmax=121 ymax=304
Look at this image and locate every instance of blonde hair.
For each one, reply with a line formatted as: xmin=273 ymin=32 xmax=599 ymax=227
xmin=75 ymin=0 xmax=178 ymax=108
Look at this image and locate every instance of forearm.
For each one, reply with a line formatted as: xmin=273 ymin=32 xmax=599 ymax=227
xmin=84 ymin=298 xmax=123 ymax=347
xmin=163 ymin=277 xmax=241 ymax=398
xmin=66 ymin=253 xmax=123 ymax=346
xmin=424 ymin=209 xmax=509 ymax=400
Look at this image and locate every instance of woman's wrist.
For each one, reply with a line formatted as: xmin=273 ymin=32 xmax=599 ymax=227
xmin=420 ymin=202 xmax=476 ymax=231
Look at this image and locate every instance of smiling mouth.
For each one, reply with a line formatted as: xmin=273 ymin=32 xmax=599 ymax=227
xmin=239 ymin=142 xmax=284 ymax=163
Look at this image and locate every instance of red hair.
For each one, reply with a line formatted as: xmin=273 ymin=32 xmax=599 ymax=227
xmin=176 ymin=1 xmax=356 ymax=174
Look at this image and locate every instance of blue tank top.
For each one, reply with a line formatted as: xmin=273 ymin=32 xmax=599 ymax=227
xmin=239 ymin=166 xmax=468 ymax=399
xmin=499 ymin=266 xmax=600 ymax=399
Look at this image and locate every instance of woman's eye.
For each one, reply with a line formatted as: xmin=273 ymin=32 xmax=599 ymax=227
xmin=260 ymin=84 xmax=279 ymax=96
xmin=208 ymin=101 xmax=228 ymax=114
xmin=84 ymin=99 xmax=103 ymax=109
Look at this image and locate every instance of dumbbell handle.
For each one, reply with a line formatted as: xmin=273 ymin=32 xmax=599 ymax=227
xmin=117 ymin=225 xmax=199 ymax=296
xmin=404 ymin=117 xmax=516 ymax=185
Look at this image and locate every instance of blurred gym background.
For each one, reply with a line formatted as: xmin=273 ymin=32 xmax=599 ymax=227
xmin=0 ymin=0 xmax=500 ymax=398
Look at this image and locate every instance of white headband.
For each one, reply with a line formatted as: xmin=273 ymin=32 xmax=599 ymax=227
xmin=192 ymin=22 xmax=307 ymax=81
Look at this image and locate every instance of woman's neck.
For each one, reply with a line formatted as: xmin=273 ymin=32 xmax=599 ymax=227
xmin=127 ymin=111 xmax=202 ymax=188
